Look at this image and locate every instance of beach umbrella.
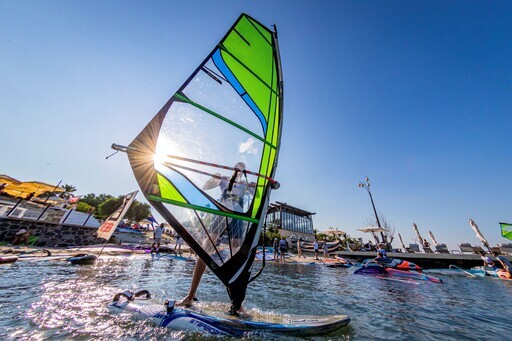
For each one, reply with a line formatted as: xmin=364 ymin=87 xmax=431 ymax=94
xmin=356 ymin=227 xmax=387 ymax=233
xmin=428 ymin=230 xmax=438 ymax=245
xmin=323 ymin=229 xmax=346 ymax=237
xmin=468 ymin=218 xmax=491 ymax=252
xmin=412 ymin=223 xmax=424 ymax=244
xmin=357 ymin=226 xmax=385 ymax=244
xmin=398 ymin=233 xmax=406 ymax=250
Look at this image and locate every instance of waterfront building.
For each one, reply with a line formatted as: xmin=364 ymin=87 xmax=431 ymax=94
xmin=265 ymin=201 xmax=315 ymax=242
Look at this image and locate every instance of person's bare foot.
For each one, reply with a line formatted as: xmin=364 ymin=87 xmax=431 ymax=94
xmin=176 ymin=296 xmax=194 ymax=307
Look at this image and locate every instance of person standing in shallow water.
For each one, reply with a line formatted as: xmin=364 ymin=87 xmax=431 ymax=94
xmin=279 ymin=237 xmax=287 ymax=262
xmin=273 ymin=238 xmax=279 ymax=261
xmin=323 ymin=239 xmax=329 ymax=258
xmin=313 ymin=239 xmax=319 ymax=260
xmin=152 ymin=223 xmax=164 ymax=252
xmin=297 ymin=238 xmax=304 ymax=258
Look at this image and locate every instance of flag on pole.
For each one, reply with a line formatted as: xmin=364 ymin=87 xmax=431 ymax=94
xmin=500 ymin=222 xmax=512 ymax=242
xmin=97 ymin=191 xmax=138 ymax=240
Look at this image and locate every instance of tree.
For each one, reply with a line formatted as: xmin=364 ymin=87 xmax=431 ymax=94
xmin=60 ymin=183 xmax=77 ymax=198
xmin=126 ymin=201 xmax=151 ymax=222
xmin=80 ymin=193 xmax=114 ymax=208
xmin=75 ymin=201 xmax=94 ymax=213
xmin=96 ymin=196 xmax=151 ymax=222
xmin=97 ymin=197 xmax=122 ymax=219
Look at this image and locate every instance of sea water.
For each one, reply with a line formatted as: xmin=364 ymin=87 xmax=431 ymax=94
xmin=0 ymin=255 xmax=511 ymax=340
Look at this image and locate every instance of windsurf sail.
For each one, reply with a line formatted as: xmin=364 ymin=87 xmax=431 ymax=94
xmin=97 ymin=191 xmax=138 ymax=240
xmin=500 ymin=222 xmax=512 ymax=242
xmin=113 ymin=13 xmax=283 ymax=313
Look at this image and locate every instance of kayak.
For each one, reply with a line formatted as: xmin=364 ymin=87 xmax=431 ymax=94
xmin=355 ymin=262 xmax=443 ymax=283
xmin=109 ymin=290 xmax=350 ymax=337
xmin=0 ymin=256 xmax=18 ymax=264
xmin=67 ymin=254 xmax=97 ymax=265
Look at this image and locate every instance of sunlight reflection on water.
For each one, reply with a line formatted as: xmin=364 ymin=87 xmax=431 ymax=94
xmin=1 ymin=256 xmax=511 ymax=340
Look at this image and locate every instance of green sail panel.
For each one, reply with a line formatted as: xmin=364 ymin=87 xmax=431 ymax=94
xmin=500 ymin=222 xmax=512 ymax=242
xmin=125 ymin=13 xmax=283 ymax=313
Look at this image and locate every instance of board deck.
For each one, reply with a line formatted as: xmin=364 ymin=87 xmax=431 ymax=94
xmin=109 ymin=299 xmax=350 ymax=336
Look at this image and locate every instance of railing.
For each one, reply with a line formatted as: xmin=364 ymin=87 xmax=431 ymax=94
xmin=0 ymin=197 xmax=99 ymax=227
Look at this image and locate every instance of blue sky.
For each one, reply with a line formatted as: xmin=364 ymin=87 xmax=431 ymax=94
xmin=1 ymin=1 xmax=511 ymax=250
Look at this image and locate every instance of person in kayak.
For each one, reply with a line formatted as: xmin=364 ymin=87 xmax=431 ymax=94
xmin=177 ymin=162 xmax=255 ymax=313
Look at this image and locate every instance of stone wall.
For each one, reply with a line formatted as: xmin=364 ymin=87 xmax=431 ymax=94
xmin=0 ymin=217 xmax=104 ymax=247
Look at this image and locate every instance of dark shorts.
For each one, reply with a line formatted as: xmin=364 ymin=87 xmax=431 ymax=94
xmin=279 ymin=247 xmax=286 ymax=253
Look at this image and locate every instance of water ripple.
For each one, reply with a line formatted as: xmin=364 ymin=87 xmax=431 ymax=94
xmin=1 ymin=257 xmax=511 ymax=340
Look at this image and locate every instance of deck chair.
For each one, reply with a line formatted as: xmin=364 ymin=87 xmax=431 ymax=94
xmin=458 ymin=243 xmax=474 ymax=254
xmin=498 ymin=243 xmax=512 ymax=255
xmin=472 ymin=245 xmax=485 ymax=254
xmin=348 ymin=243 xmax=360 ymax=251
xmin=490 ymin=246 xmax=502 ymax=255
xmin=408 ymin=244 xmax=421 ymax=253
xmin=435 ymin=244 xmax=450 ymax=254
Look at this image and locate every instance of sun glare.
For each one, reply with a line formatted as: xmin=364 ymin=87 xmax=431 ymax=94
xmin=153 ymin=152 xmax=167 ymax=166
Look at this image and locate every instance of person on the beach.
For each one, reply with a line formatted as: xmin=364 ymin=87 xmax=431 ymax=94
xmin=174 ymin=234 xmax=183 ymax=255
xmin=279 ymin=236 xmax=287 ymax=262
xmin=297 ymin=237 xmax=304 ymax=258
xmin=151 ymin=223 xmax=164 ymax=252
xmin=313 ymin=239 xmax=319 ymax=260
xmin=323 ymin=239 xmax=329 ymax=258
xmin=11 ymin=229 xmax=30 ymax=246
xmin=273 ymin=238 xmax=279 ymax=261
xmin=177 ymin=162 xmax=255 ymax=314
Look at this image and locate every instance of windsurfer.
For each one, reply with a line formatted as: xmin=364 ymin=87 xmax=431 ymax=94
xmin=177 ymin=162 xmax=255 ymax=314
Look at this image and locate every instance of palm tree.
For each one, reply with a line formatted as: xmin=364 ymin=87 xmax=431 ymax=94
xmin=60 ymin=183 xmax=77 ymax=198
